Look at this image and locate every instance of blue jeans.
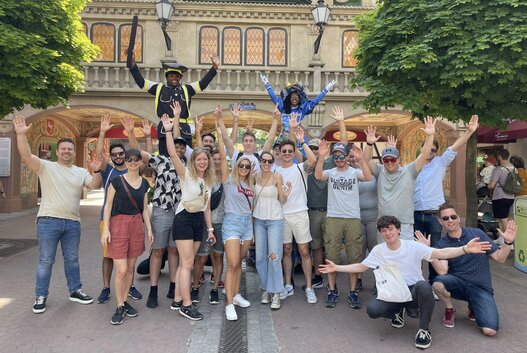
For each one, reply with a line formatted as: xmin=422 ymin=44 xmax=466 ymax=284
xmin=414 ymin=211 xmax=443 ymax=282
xmin=254 ymin=218 xmax=284 ymax=294
xmin=36 ymin=217 xmax=82 ymax=297
xmin=434 ymin=274 xmax=499 ymax=331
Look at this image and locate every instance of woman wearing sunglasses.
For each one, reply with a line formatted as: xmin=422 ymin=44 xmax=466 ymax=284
xmin=253 ymin=151 xmax=291 ymax=310
xmin=220 ymin=152 xmax=255 ymax=321
xmin=102 ymin=148 xmax=154 ymax=325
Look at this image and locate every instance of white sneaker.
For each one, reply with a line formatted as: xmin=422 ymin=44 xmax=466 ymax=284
xmin=280 ymin=284 xmax=294 ymax=300
xmin=233 ymin=294 xmax=251 ymax=308
xmin=270 ymin=294 xmax=281 ymax=310
xmin=305 ymin=287 xmax=317 ymax=304
xmin=225 ymin=304 xmax=238 ymax=321
xmin=432 ymin=290 xmax=439 ymax=301
xmin=261 ymin=291 xmax=271 ymax=304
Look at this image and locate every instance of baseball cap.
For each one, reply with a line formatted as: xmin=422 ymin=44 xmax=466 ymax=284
xmin=308 ymin=138 xmax=321 ymax=147
xmin=332 ymin=142 xmax=348 ymax=155
xmin=382 ymin=146 xmax=400 ymax=159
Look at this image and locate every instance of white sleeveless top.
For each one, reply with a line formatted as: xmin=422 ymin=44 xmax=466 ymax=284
xmin=253 ymin=179 xmax=283 ymax=220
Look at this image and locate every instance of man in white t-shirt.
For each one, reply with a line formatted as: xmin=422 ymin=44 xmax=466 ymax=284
xmin=320 ymin=215 xmax=491 ymax=350
xmin=275 ymin=127 xmax=317 ymax=303
xmin=13 ymin=115 xmax=103 ymax=315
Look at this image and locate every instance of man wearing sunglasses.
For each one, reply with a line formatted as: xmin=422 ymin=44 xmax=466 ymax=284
xmin=364 ymin=117 xmax=436 ymax=240
xmin=414 ymin=115 xmax=479 ymax=285
xmin=416 ymin=203 xmax=516 ymax=337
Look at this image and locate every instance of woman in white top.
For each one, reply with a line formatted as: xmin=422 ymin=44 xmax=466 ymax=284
xmin=221 ymin=149 xmax=255 ymax=321
xmin=253 ymin=151 xmax=290 ymax=310
xmin=162 ymin=109 xmax=216 ymax=321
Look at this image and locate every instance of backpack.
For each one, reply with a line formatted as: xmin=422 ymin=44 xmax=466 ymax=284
xmin=499 ymin=166 xmax=524 ymax=195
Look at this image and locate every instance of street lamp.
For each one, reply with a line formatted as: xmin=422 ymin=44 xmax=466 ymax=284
xmin=311 ymin=0 xmax=331 ymax=55
xmin=155 ymin=0 xmax=175 ymax=50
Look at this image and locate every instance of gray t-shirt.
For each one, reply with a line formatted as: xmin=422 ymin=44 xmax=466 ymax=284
xmin=374 ymin=162 xmax=419 ymax=224
xmin=358 ymin=176 xmax=378 ymax=222
xmin=223 ymin=176 xmax=254 ymax=215
xmin=307 ymin=158 xmax=334 ymax=208
xmin=323 ymin=167 xmax=362 ymax=219
xmin=490 ymin=165 xmax=515 ymax=200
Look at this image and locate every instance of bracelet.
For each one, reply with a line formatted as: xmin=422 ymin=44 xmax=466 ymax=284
xmin=207 ymin=227 xmax=214 ymax=232
xmin=504 ymin=240 xmax=514 ymax=246
xmin=462 ymin=245 xmax=468 ymax=254
xmin=366 ymin=142 xmax=374 ymax=146
xmin=93 ymin=169 xmax=101 ymax=173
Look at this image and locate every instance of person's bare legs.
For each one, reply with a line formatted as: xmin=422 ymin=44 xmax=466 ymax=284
xmin=282 ymin=243 xmax=293 ymax=286
xmin=224 ymin=240 xmax=241 ymax=305
xmin=298 ymin=243 xmax=312 ymax=288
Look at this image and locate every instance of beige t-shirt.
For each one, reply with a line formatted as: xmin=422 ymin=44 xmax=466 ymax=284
xmin=37 ymin=159 xmax=93 ymax=221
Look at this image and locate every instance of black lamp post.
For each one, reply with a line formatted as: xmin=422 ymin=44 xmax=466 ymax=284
xmin=311 ymin=0 xmax=331 ymax=55
xmin=155 ymin=0 xmax=175 ymax=50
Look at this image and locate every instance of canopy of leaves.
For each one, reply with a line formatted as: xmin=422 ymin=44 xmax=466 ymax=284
xmin=0 ymin=0 xmax=98 ymax=117
xmin=352 ymin=0 xmax=527 ymax=127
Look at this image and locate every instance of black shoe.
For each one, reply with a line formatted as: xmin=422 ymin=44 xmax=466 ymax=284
xmin=179 ymin=304 xmax=203 ymax=321
xmin=347 ymin=291 xmax=361 ymax=309
xmin=415 ymin=329 xmax=432 ymax=349
xmin=146 ymin=294 xmax=158 ymax=309
xmin=391 ymin=307 xmax=405 ymax=328
xmin=167 ymin=286 xmax=175 ymax=299
xmin=325 ymin=290 xmax=339 ymax=308
xmin=69 ymin=289 xmax=93 ymax=304
xmin=33 ymin=296 xmax=46 ymax=314
xmin=97 ymin=287 xmax=111 ymax=304
xmin=111 ymin=306 xmax=125 ymax=325
xmin=123 ymin=301 xmax=138 ymax=317
xmin=128 ymin=286 xmax=143 ymax=300
xmin=170 ymin=300 xmax=183 ymax=311
xmin=209 ymin=289 xmax=219 ymax=305
xmin=190 ymin=288 xmax=200 ymax=303
xmin=356 ymin=279 xmax=363 ymax=292
xmin=312 ymin=275 xmax=324 ymax=289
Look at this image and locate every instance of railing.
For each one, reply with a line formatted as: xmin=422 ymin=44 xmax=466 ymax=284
xmin=82 ymin=63 xmax=364 ymax=94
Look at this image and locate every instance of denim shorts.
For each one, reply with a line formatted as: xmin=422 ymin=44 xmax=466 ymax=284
xmin=222 ymin=213 xmax=253 ymax=243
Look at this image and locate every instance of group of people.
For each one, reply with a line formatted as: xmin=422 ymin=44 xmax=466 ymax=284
xmin=15 ymin=55 xmax=518 ymax=350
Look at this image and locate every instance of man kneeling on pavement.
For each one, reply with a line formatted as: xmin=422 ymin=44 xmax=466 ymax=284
xmin=320 ymin=214 xmax=492 ymax=349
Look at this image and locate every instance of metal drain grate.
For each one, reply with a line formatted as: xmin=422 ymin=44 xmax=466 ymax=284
xmin=218 ymin=272 xmax=248 ymax=353
xmin=0 ymin=239 xmax=38 ymax=258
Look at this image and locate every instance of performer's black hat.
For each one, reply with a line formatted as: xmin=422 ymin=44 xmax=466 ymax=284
xmin=163 ymin=63 xmax=188 ymax=77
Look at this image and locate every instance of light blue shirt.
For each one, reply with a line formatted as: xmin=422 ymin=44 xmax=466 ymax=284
xmin=413 ymin=147 xmax=457 ymax=211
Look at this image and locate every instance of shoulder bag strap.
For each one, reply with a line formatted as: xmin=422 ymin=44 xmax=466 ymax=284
xmin=120 ymin=175 xmax=142 ymax=214
xmin=296 ymin=164 xmax=307 ymax=192
xmin=239 ymin=183 xmax=252 ymax=211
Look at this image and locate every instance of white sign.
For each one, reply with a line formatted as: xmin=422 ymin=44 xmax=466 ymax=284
xmin=0 ymin=137 xmax=11 ymax=176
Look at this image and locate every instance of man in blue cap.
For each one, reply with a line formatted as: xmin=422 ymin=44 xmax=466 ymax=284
xmin=128 ymin=53 xmax=219 ymax=147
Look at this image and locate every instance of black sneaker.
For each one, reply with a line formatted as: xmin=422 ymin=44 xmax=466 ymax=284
xmin=356 ymin=279 xmax=363 ymax=292
xmin=347 ymin=291 xmax=361 ymax=309
xmin=325 ymin=290 xmax=339 ymax=308
xmin=209 ymin=289 xmax=219 ymax=305
xmin=33 ymin=296 xmax=46 ymax=314
xmin=97 ymin=287 xmax=111 ymax=304
xmin=170 ymin=300 xmax=183 ymax=311
xmin=69 ymin=289 xmax=94 ymax=304
xmin=111 ymin=306 xmax=125 ymax=325
xmin=167 ymin=287 xmax=175 ymax=299
xmin=128 ymin=286 xmax=143 ymax=300
xmin=123 ymin=301 xmax=138 ymax=317
xmin=312 ymin=275 xmax=324 ymax=289
xmin=415 ymin=329 xmax=432 ymax=349
xmin=391 ymin=307 xmax=405 ymax=328
xmin=191 ymin=288 xmax=200 ymax=303
xmin=179 ymin=304 xmax=203 ymax=321
xmin=146 ymin=294 xmax=158 ymax=309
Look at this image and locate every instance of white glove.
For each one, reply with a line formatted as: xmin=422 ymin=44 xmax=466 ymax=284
xmin=325 ymin=79 xmax=337 ymax=91
xmin=260 ymin=73 xmax=269 ymax=85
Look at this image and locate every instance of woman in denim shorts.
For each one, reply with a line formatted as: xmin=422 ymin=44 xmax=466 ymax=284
xmin=221 ymin=155 xmax=255 ymax=321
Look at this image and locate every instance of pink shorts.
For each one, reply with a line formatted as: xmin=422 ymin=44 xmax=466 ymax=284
xmin=107 ymin=214 xmax=145 ymax=259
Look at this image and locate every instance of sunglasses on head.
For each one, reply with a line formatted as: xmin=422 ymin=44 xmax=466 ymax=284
xmin=260 ymin=159 xmax=273 ymax=164
xmin=440 ymin=214 xmax=458 ymax=221
xmin=110 ymin=151 xmax=125 ymax=157
xmin=332 ymin=155 xmax=346 ymax=161
xmin=281 ymin=149 xmax=294 ymax=154
xmin=125 ymin=156 xmax=141 ymax=163
xmin=382 ymin=157 xmax=398 ymax=164
xmin=238 ymin=164 xmax=251 ymax=170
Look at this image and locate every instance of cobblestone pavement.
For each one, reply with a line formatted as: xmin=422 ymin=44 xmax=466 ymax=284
xmin=1 ymin=192 xmax=526 ymax=353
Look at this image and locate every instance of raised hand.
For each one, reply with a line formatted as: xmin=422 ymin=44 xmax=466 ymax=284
xmin=319 ymin=259 xmax=337 ymax=274
xmin=289 ymin=113 xmax=300 ymax=129
xmin=421 ymin=116 xmax=436 ymax=136
xmin=161 ymin=113 xmax=174 ymax=132
xmin=100 ymin=114 xmax=114 ymax=133
xmin=230 ymin=103 xmax=241 ymax=121
xmin=467 ymin=115 xmax=479 ymax=133
xmin=466 ymin=237 xmax=492 ymax=254
xmin=351 ymin=145 xmax=364 ymax=161
xmin=194 ymin=115 xmax=204 ymax=132
xmin=259 ymin=73 xmax=269 ymax=85
xmin=364 ymin=125 xmax=381 ymax=145
xmin=498 ymin=220 xmax=517 ymax=244
xmin=386 ymin=135 xmax=397 ymax=148
xmin=171 ymin=101 xmax=181 ymax=118
xmin=141 ymin=119 xmax=152 ymax=137
xmin=273 ymin=103 xmax=281 ymax=121
xmin=245 ymin=119 xmax=254 ymax=132
xmin=120 ymin=115 xmax=135 ymax=134
xmin=89 ymin=153 xmax=103 ymax=172
xmin=211 ymin=55 xmax=220 ymax=69
xmin=13 ymin=115 xmax=31 ymax=135
xmin=213 ymin=105 xmax=223 ymax=120
xmin=325 ymin=79 xmax=337 ymax=91
xmin=294 ymin=126 xmax=305 ymax=142
xmin=330 ymin=106 xmax=344 ymax=122
xmin=318 ymin=139 xmax=330 ymax=157
xmin=414 ymin=230 xmax=430 ymax=246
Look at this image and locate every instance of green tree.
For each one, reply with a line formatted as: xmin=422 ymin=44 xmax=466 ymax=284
xmin=352 ymin=0 xmax=527 ymax=226
xmin=0 ymin=0 xmax=98 ymax=116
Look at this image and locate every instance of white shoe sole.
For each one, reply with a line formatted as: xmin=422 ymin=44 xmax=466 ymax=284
xmin=69 ymin=297 xmax=94 ymax=305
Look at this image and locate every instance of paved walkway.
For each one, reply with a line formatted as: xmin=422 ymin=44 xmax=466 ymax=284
xmin=1 ymin=193 xmax=526 ymax=353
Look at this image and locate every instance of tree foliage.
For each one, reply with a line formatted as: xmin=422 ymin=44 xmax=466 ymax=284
xmin=352 ymin=0 xmax=527 ymax=126
xmin=0 ymin=0 xmax=98 ymax=117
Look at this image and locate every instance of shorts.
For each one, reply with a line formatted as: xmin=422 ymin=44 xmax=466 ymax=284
xmin=197 ymin=223 xmax=224 ymax=256
xmin=283 ymin=211 xmax=312 ymax=245
xmin=324 ymin=217 xmax=362 ymax=264
xmin=308 ymin=209 xmax=326 ymax=250
xmin=492 ymin=198 xmax=514 ymax=219
xmin=107 ymin=214 xmax=145 ymax=260
xmin=172 ymin=209 xmax=205 ymax=241
xmin=151 ymin=206 xmax=176 ymax=249
xmin=222 ymin=213 xmax=253 ymax=243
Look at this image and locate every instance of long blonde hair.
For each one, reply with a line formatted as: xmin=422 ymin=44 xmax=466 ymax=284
xmin=187 ymin=147 xmax=216 ymax=187
xmin=231 ymin=156 xmax=254 ymax=190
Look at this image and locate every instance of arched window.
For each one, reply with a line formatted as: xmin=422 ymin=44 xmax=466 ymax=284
xmin=119 ymin=24 xmax=143 ymax=63
xmin=245 ymin=27 xmax=264 ymax=66
xmin=342 ymin=30 xmax=359 ymax=67
xmin=267 ymin=28 xmax=287 ymax=66
xmin=91 ymin=23 xmax=115 ymax=62
xmin=199 ymin=26 xmax=219 ymax=64
xmin=222 ymin=27 xmax=242 ymax=65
